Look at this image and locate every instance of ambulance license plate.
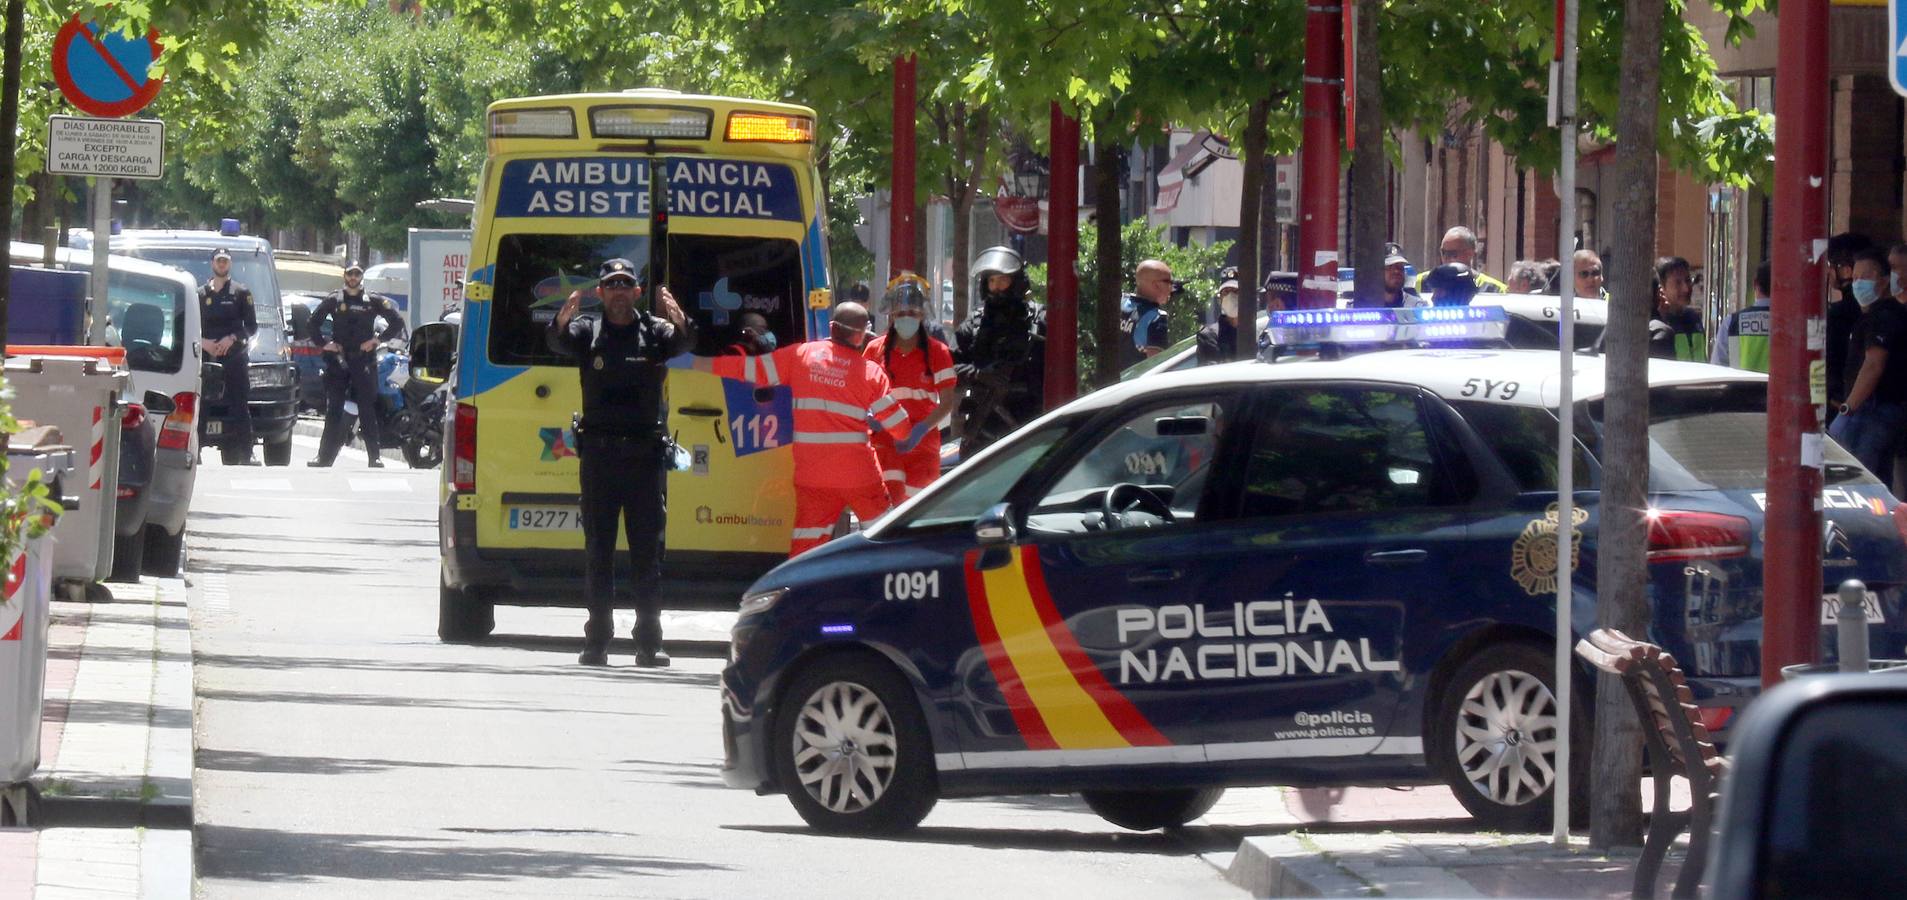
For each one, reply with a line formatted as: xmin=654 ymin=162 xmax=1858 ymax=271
xmin=509 ymin=506 xmax=580 ymax=531
xmin=205 ymin=420 xmax=222 ymax=436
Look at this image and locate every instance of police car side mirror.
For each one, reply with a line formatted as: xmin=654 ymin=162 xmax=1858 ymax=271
xmin=974 ymin=503 xmax=1017 ymax=545
xmin=1708 ymin=675 xmax=1907 ymax=900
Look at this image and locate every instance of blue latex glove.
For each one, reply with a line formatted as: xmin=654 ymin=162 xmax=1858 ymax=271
xmin=664 ymin=352 xmax=695 ymax=370
xmin=895 ymin=419 xmax=934 ymax=454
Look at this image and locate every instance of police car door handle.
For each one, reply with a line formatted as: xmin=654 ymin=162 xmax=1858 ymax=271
xmin=1364 ymin=548 xmax=1429 ymax=566
xmin=1127 ymin=565 xmax=1182 ymax=584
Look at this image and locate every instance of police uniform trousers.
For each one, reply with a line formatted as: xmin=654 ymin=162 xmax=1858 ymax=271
xmin=213 ymin=347 xmax=254 ymax=454
xmin=317 ymin=351 xmax=384 ymax=464
xmin=577 ymin=430 xmax=667 ymax=650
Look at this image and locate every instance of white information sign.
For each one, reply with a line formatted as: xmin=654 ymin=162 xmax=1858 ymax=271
xmin=407 ymin=228 xmax=473 ymax=328
xmin=46 ymin=115 xmax=163 ymax=180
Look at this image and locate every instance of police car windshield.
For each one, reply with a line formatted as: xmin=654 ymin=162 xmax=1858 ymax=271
xmin=1587 ymin=382 xmax=1874 ymax=491
xmin=890 ymin=427 xmax=1065 ymax=531
xmin=128 ymin=248 xmax=286 ymax=354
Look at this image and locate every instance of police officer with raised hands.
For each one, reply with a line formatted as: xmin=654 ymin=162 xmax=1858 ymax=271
xmin=549 ymin=259 xmax=693 ymax=667
xmin=200 ymin=248 xmax=260 ymax=465
xmin=308 ymin=262 xmax=407 ymax=468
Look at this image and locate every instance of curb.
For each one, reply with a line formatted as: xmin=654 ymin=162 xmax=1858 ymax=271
xmin=1225 ymin=835 xmax=1373 ymax=898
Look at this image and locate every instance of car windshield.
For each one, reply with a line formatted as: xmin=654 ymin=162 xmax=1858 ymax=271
xmin=1586 ymin=381 xmax=1875 ymax=491
xmin=888 ymin=427 xmax=1066 ymax=531
xmin=125 ymin=247 xmax=286 ymax=356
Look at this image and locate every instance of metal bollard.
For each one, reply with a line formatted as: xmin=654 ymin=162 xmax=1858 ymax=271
xmin=1838 ymin=579 xmax=1870 ymax=674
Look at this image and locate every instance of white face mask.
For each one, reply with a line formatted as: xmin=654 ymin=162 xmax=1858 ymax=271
xmin=1220 ymin=294 xmax=1239 ymax=318
xmin=892 ymin=316 xmax=921 ymax=339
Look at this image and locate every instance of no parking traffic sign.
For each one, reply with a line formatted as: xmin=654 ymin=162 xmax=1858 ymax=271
xmin=1894 ymin=0 xmax=1907 ymax=98
xmin=50 ymin=14 xmax=163 ymax=118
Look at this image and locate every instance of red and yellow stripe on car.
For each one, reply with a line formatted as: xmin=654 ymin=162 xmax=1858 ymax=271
xmin=963 ymin=545 xmax=1167 ymax=750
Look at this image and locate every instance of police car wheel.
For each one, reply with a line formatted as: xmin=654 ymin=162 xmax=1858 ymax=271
xmin=1081 ymin=787 xmax=1224 ymax=831
xmin=774 ymin=655 xmax=937 ymax=834
xmin=1432 ymin=643 xmax=1586 ymax=831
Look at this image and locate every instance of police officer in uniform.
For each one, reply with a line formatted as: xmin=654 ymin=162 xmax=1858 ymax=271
xmin=953 ymin=246 xmax=1041 ymax=453
xmin=548 ymin=259 xmax=693 ymax=667
xmin=199 ymin=248 xmax=260 ymax=465
xmin=308 ymin=263 xmax=407 ymax=468
xmin=1119 ymin=259 xmax=1174 ymax=371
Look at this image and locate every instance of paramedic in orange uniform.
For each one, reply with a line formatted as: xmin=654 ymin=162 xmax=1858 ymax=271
xmin=689 ymin=302 xmax=912 ymax=556
xmin=865 ymin=276 xmax=957 ymax=506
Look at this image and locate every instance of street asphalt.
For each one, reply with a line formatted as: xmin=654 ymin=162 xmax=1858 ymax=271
xmin=183 ymin=435 xmax=1247 ymax=898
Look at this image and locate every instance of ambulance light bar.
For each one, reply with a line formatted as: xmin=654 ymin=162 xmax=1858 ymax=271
xmin=592 ymin=105 xmax=713 ymax=139
xmin=726 ymin=111 xmax=815 ymax=143
xmin=1268 ymin=305 xmax=1508 ymax=346
xmin=489 ymin=108 xmax=578 ymax=138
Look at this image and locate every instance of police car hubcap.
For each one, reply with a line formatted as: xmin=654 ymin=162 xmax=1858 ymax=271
xmin=1455 ymin=670 xmax=1559 ymax=807
xmin=792 ymin=681 xmax=897 ymax=814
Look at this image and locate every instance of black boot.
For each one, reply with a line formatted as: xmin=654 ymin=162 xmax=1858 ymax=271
xmin=633 ymin=617 xmax=669 ymax=668
xmin=578 ymin=642 xmax=609 ymax=666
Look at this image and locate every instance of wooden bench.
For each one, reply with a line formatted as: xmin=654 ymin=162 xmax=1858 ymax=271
xmin=1575 ymin=628 xmax=1728 ymax=899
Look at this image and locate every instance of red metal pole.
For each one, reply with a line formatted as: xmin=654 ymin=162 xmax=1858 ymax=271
xmin=1763 ymin=0 xmax=1828 ymax=687
xmin=890 ymin=55 xmax=918 ymax=280
xmin=1298 ymin=0 xmax=1344 ymax=309
xmin=1044 ymin=103 xmax=1080 ymax=407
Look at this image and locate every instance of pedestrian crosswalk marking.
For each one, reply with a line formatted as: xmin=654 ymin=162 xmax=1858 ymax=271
xmin=202 ymin=571 xmax=230 ymax=611
xmin=348 ymin=478 xmax=414 ymax=493
xmin=226 ymin=478 xmax=293 ymax=492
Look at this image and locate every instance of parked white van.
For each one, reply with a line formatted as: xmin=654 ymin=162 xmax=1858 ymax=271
xmin=8 ymin=243 xmax=202 ymax=575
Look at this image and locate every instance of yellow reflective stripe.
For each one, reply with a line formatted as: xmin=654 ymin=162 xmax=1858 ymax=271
xmin=977 ymin=552 xmax=1129 ymax=750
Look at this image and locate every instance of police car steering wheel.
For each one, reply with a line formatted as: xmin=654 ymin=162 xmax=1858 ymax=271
xmin=1099 ymin=482 xmax=1176 ymax=530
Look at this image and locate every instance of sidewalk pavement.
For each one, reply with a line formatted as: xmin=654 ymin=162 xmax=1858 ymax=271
xmin=0 ymin=580 xmax=194 ymax=900
xmin=1200 ymin=786 xmax=1691 ymax=898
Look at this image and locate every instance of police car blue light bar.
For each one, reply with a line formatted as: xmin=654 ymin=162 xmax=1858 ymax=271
xmin=1268 ymin=305 xmax=1508 ymax=347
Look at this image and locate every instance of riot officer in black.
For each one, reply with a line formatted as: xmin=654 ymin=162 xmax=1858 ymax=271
xmin=547 ymin=258 xmax=693 ymax=667
xmin=199 ymin=248 xmax=259 ymax=465
xmin=953 ymin=246 xmax=1042 ymax=454
xmin=308 ymin=263 xmax=407 ymax=468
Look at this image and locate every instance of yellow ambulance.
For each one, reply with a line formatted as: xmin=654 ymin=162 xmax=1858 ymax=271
xmin=426 ymin=90 xmax=830 ymax=641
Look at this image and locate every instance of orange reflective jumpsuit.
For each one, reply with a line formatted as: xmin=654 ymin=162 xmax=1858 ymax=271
xmin=713 ymin=340 xmax=911 ymax=556
xmin=865 ymin=334 xmax=955 ymax=505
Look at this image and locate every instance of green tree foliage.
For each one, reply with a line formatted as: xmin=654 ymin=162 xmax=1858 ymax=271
xmin=162 ymin=6 xmax=577 ymax=250
xmin=1029 ymin=220 xmax=1230 ymax=383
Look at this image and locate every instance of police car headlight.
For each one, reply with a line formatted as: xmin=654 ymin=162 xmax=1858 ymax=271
xmin=249 ymin=365 xmax=293 ymax=389
xmin=738 ymin=587 xmax=787 ymax=618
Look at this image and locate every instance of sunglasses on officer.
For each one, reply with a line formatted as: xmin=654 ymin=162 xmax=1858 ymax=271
xmin=600 ymin=276 xmax=638 ymax=290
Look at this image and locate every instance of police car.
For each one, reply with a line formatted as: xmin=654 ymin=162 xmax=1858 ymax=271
xmin=721 ymin=306 xmax=1907 ymax=835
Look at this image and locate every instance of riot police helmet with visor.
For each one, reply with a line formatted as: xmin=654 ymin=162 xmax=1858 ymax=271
xmin=973 ymin=245 xmax=1028 ymax=303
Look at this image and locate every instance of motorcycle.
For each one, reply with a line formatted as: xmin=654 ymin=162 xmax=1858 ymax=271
xmin=376 ymin=341 xmax=443 ymax=469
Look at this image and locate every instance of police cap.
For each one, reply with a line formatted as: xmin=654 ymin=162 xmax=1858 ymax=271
xmin=344 ymin=261 xmax=364 ymax=275
xmin=598 ymin=258 xmax=639 ymax=284
xmin=209 ymin=248 xmax=232 ymax=262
